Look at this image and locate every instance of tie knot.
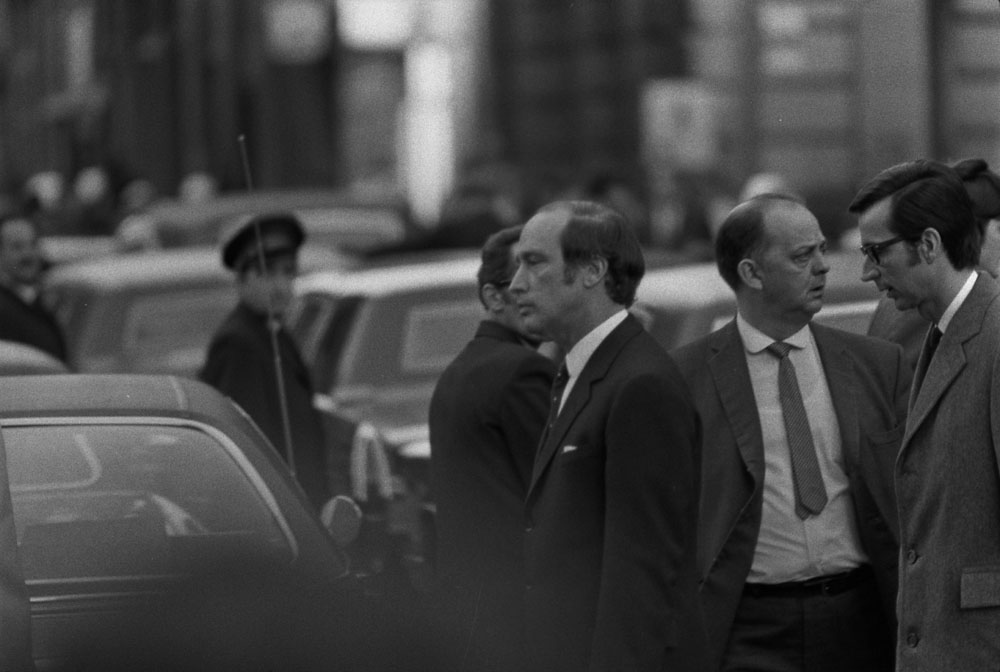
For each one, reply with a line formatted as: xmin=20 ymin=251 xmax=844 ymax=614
xmin=554 ymin=363 xmax=569 ymax=388
xmin=766 ymin=341 xmax=794 ymax=359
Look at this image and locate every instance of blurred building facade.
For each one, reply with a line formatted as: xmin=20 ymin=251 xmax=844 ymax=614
xmin=0 ymin=0 xmax=995 ymax=239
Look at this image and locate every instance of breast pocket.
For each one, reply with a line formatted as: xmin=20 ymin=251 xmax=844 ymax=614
xmin=960 ymin=565 xmax=1000 ymax=610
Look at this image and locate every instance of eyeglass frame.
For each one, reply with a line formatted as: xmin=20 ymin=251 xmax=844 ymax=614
xmin=860 ymin=235 xmax=908 ymax=265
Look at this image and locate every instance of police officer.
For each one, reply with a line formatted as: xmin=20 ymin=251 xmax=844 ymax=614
xmin=199 ymin=212 xmax=329 ymax=509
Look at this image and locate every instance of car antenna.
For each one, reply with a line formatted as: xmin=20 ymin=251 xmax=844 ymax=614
xmin=238 ymin=133 xmax=297 ymax=477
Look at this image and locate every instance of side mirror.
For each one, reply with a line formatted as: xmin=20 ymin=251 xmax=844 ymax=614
xmin=320 ymin=495 xmax=363 ymax=548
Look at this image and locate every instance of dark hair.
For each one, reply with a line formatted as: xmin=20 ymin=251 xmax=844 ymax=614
xmin=848 ymin=159 xmax=979 ymax=270
xmin=714 ymin=193 xmax=802 ymax=291
xmin=952 ymin=158 xmax=1000 ymax=238
xmin=476 ymin=224 xmax=522 ymax=308
xmin=537 ymin=200 xmax=644 ymax=306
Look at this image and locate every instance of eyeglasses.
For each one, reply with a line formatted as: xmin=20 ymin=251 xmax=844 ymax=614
xmin=860 ymin=235 xmax=907 ymax=265
xmin=494 ymin=280 xmax=512 ymax=289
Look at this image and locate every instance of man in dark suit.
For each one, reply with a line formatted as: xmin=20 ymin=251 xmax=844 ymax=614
xmin=851 ymin=160 xmax=1000 ymax=670
xmin=672 ymin=194 xmax=908 ymax=672
xmin=428 ymin=224 xmax=555 ymax=671
xmin=509 ymin=200 xmax=706 ymax=672
xmin=199 ymin=213 xmax=329 ymax=509
xmin=867 ymin=157 xmax=1000 ymax=373
xmin=0 ymin=214 xmax=67 ymax=361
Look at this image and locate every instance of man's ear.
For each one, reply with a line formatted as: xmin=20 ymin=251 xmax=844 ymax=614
xmin=480 ymin=284 xmax=505 ymax=314
xmin=737 ymin=258 xmax=763 ymax=290
xmin=918 ymin=227 xmax=943 ymax=264
xmin=581 ymin=255 xmax=609 ymax=289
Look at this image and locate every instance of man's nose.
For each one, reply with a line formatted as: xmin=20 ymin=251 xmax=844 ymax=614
xmin=860 ymin=256 xmax=879 ymax=282
xmin=509 ymin=265 xmax=526 ymax=294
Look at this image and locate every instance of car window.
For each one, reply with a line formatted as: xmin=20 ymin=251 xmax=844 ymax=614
xmin=4 ymin=423 xmax=293 ymax=581
xmin=287 ymin=293 xmax=363 ymax=392
xmin=122 ymin=286 xmax=235 ymax=375
xmin=400 ymin=300 xmax=483 ymax=374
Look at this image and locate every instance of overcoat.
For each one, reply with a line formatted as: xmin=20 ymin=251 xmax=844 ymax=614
xmin=896 ymin=272 xmax=1000 ymax=670
xmin=0 ymin=285 xmax=66 ymax=361
xmin=671 ymin=320 xmax=909 ymax=671
xmin=199 ymin=303 xmax=329 ymax=509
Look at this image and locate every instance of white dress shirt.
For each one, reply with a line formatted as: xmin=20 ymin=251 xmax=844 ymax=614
xmin=557 ymin=310 xmax=628 ymax=414
xmin=737 ymin=313 xmax=868 ymax=583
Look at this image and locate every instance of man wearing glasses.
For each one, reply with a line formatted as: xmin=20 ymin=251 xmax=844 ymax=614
xmin=865 ymin=158 xmax=1000 ymax=373
xmin=850 ymin=159 xmax=1000 ymax=670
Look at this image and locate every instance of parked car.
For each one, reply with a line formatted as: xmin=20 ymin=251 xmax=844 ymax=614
xmin=42 ymin=244 xmax=348 ymax=377
xmin=288 ymin=254 xmax=483 ymax=561
xmin=117 ymin=188 xmax=412 ymax=256
xmin=0 ymin=340 xmax=68 ymax=375
xmin=0 ymin=374 xmax=430 ymax=672
xmin=633 ymin=250 xmax=880 ymax=351
xmin=289 ymin=253 xmax=482 ymax=461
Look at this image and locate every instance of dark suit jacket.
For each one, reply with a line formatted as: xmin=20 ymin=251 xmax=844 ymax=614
xmin=671 ymin=320 xmax=909 ymax=671
xmin=896 ymin=273 xmax=1000 ymax=670
xmin=429 ymin=320 xmax=555 ymax=670
xmin=0 ymin=284 xmax=66 ymax=361
xmin=199 ymin=303 xmax=329 ymax=509
xmin=523 ymin=314 xmax=707 ymax=672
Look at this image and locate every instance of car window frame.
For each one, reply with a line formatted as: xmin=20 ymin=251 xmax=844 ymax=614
xmin=0 ymin=415 xmax=299 ymax=564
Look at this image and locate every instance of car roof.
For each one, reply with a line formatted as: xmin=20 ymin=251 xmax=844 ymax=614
xmin=0 ymin=374 xmax=240 ymax=421
xmin=137 ymin=189 xmax=410 ymax=250
xmin=45 ymin=244 xmax=347 ymax=292
xmin=296 ymin=254 xmax=481 ymax=297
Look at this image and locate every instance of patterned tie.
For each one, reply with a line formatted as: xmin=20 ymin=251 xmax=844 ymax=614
xmin=547 ymin=362 xmax=569 ymax=429
xmin=766 ymin=342 xmax=828 ymax=519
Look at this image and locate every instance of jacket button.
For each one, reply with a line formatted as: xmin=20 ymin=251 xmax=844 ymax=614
xmin=906 ymin=630 xmax=919 ymax=648
xmin=906 ymin=549 xmax=918 ymax=564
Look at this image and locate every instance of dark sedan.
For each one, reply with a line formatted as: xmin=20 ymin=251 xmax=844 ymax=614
xmin=0 ymin=374 xmax=421 ymax=671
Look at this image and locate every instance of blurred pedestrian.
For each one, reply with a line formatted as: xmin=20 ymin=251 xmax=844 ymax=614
xmin=0 ymin=213 xmax=67 ymax=361
xmin=672 ymin=194 xmax=907 ymax=672
xmin=198 ymin=213 xmax=330 ymax=509
xmin=510 ymin=200 xmax=707 ymax=672
xmin=851 ymin=159 xmax=1000 ymax=670
xmin=428 ymin=224 xmax=556 ymax=671
xmin=867 ymin=157 xmax=1000 ymax=372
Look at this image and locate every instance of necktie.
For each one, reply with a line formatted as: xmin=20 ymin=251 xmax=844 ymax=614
xmin=547 ymin=362 xmax=569 ymax=429
xmin=766 ymin=342 xmax=828 ymax=519
xmin=913 ymin=326 xmax=943 ymax=397
xmin=927 ymin=326 xmax=943 ymax=361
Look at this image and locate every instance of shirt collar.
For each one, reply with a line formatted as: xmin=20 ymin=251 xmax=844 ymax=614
xmin=564 ymin=309 xmax=628 ymax=379
xmin=937 ymin=270 xmax=977 ymax=334
xmin=736 ymin=312 xmax=811 ymax=354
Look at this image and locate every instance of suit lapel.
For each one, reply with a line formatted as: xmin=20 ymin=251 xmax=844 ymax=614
xmin=708 ymin=323 xmax=765 ymax=488
xmin=902 ymin=275 xmax=992 ymax=450
xmin=527 ymin=316 xmax=641 ymax=498
xmin=811 ymin=324 xmax=860 ymax=469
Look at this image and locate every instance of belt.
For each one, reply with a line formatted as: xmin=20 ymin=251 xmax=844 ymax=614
xmin=743 ymin=565 xmax=871 ymax=599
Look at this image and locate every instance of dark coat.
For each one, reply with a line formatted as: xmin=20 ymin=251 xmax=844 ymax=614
xmin=429 ymin=319 xmax=555 ymax=670
xmin=671 ymin=320 xmax=909 ymax=671
xmin=523 ymin=314 xmax=708 ymax=672
xmin=0 ymin=285 xmax=66 ymax=361
xmin=199 ymin=303 xmax=329 ymax=509
xmin=896 ymin=273 xmax=1000 ymax=670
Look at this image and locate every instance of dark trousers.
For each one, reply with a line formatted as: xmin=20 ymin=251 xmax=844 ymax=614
xmin=722 ymin=567 xmax=893 ymax=672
